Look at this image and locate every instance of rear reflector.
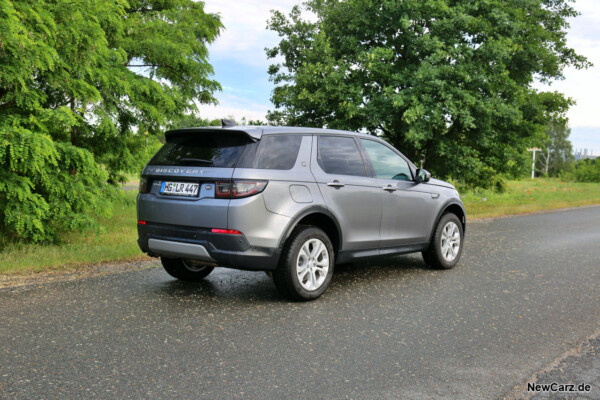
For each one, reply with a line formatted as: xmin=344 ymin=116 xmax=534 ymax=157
xmin=138 ymin=220 xmax=147 ymax=225
xmin=211 ymin=228 xmax=242 ymax=235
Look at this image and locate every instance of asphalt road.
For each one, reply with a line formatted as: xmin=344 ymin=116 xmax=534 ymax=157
xmin=1 ymin=206 xmax=600 ymax=400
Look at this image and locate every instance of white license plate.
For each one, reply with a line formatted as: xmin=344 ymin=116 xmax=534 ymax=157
xmin=160 ymin=181 xmax=200 ymax=196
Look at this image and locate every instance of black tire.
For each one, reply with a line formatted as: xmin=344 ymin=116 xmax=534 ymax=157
xmin=422 ymin=213 xmax=463 ymax=270
xmin=161 ymin=257 xmax=214 ymax=281
xmin=272 ymin=226 xmax=334 ymax=301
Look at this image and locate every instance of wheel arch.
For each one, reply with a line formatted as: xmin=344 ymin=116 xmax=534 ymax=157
xmin=430 ymin=200 xmax=467 ymax=242
xmin=278 ymin=207 xmax=343 ymax=254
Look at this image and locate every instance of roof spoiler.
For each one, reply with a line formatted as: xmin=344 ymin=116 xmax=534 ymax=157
xmin=165 ymin=126 xmax=263 ymax=142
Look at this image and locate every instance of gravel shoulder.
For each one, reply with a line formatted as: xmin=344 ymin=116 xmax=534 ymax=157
xmin=0 ymin=259 xmax=159 ymax=290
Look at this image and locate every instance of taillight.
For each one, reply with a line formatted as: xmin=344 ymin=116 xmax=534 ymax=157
xmin=139 ymin=177 xmax=151 ymax=193
xmin=215 ymin=180 xmax=267 ymax=199
xmin=232 ymin=181 xmax=268 ymax=197
xmin=216 ymin=181 xmax=231 ymax=198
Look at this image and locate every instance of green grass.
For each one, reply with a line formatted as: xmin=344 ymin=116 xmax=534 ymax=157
xmin=0 ymin=190 xmax=146 ymax=274
xmin=463 ymin=178 xmax=600 ymax=219
xmin=1 ymin=178 xmax=599 ymax=275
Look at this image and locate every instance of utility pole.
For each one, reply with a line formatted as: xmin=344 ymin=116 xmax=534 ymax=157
xmin=527 ymin=148 xmax=541 ymax=179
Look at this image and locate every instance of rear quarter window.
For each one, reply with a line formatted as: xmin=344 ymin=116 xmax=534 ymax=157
xmin=237 ymin=135 xmax=303 ymax=170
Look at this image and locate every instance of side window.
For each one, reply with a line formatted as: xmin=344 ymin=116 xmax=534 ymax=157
xmin=237 ymin=135 xmax=303 ymax=170
xmin=317 ymin=136 xmax=367 ymax=176
xmin=360 ymin=139 xmax=412 ymax=181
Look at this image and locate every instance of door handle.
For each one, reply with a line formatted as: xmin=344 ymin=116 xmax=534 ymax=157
xmin=327 ymin=180 xmax=345 ymax=188
xmin=383 ymin=185 xmax=397 ymax=192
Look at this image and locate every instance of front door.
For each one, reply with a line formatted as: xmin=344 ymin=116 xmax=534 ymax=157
xmin=358 ymin=138 xmax=436 ymax=247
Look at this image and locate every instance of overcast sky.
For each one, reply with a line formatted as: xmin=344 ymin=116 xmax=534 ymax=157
xmin=200 ymin=0 xmax=600 ymax=154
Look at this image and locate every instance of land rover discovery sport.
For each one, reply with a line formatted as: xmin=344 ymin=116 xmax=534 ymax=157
xmin=137 ymin=122 xmax=466 ymax=300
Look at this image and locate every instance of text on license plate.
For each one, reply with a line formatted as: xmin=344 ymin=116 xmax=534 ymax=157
xmin=160 ymin=181 xmax=199 ymax=196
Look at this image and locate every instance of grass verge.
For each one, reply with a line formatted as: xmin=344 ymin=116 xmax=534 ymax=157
xmin=462 ymin=178 xmax=600 ymax=219
xmin=0 ymin=178 xmax=599 ymax=275
xmin=0 ymin=190 xmax=145 ymax=274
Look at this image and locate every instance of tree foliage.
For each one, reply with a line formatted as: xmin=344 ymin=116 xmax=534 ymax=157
xmin=267 ymin=0 xmax=589 ymax=188
xmin=0 ymin=0 xmax=222 ymax=242
xmin=169 ymin=114 xmax=268 ymax=129
xmin=561 ymin=159 xmax=600 ymax=183
xmin=537 ymin=119 xmax=574 ymax=176
xmin=169 ymin=114 xmax=223 ymax=130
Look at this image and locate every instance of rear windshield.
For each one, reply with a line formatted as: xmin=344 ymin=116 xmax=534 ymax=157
xmin=149 ymin=133 xmax=250 ymax=168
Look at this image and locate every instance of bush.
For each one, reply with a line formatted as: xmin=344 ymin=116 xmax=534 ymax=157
xmin=571 ymin=159 xmax=600 ymax=183
xmin=448 ymin=172 xmax=507 ymax=194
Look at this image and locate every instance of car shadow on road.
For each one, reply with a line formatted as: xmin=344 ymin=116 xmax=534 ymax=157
xmin=150 ymin=253 xmax=431 ymax=303
xmin=151 ymin=270 xmax=287 ymax=303
xmin=335 ymin=253 xmax=429 ymax=274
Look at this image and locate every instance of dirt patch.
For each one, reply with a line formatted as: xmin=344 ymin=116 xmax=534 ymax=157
xmin=0 ymin=258 xmax=161 ymax=289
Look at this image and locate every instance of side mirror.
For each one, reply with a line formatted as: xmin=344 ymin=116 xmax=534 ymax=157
xmin=416 ymin=169 xmax=431 ymax=183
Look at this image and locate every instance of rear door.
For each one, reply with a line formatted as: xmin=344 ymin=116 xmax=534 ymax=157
xmin=311 ymin=135 xmax=382 ymax=251
xmin=138 ymin=130 xmax=253 ymax=229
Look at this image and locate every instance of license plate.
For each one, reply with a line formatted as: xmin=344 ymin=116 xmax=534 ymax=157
xmin=160 ymin=181 xmax=200 ymax=197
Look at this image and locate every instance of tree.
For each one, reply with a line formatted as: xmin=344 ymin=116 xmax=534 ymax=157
xmin=0 ymin=0 xmax=222 ymax=242
xmin=537 ymin=120 xmax=574 ymax=176
xmin=267 ymin=0 xmax=589 ymax=188
xmin=170 ymin=114 xmax=222 ymax=130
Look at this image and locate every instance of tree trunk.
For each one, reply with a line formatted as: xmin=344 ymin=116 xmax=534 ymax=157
xmin=70 ymin=98 xmax=77 ymax=146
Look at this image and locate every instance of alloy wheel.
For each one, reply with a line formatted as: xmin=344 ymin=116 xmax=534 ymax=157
xmin=441 ymin=222 xmax=461 ymax=262
xmin=296 ymin=238 xmax=329 ymax=291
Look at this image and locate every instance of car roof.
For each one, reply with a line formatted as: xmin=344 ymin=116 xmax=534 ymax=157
xmin=258 ymin=126 xmax=371 ymax=137
xmin=165 ymin=125 xmax=373 ymax=141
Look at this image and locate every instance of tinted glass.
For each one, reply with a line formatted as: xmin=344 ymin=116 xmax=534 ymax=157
xmin=360 ymin=139 xmax=412 ymax=180
xmin=318 ymin=136 xmax=367 ymax=176
xmin=149 ymin=133 xmax=249 ymax=167
xmin=237 ymin=135 xmax=303 ymax=170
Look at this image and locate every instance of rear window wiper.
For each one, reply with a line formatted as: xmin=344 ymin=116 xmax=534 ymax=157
xmin=179 ymin=158 xmax=213 ymax=165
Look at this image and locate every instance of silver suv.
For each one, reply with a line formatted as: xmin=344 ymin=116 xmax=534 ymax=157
xmin=137 ymin=123 xmax=465 ymax=300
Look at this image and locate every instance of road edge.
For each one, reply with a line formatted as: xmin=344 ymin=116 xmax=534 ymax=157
xmin=468 ymin=203 xmax=600 ymax=223
xmin=2 ymin=204 xmax=599 ymax=289
xmin=0 ymin=259 xmax=160 ymax=290
xmin=504 ymin=328 xmax=600 ymax=400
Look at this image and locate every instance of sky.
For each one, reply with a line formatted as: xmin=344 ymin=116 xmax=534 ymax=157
xmin=200 ymin=0 xmax=600 ymax=155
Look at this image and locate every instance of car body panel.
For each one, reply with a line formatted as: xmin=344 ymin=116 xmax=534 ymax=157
xmin=232 ymin=135 xmax=321 ymax=218
xmin=226 ymin=194 xmax=291 ymax=249
xmin=138 ymin=166 xmax=234 ymax=228
xmin=375 ymin=179 xmax=440 ymax=246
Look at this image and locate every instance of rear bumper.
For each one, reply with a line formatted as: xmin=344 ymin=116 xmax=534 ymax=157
xmin=137 ymin=222 xmax=280 ymax=271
